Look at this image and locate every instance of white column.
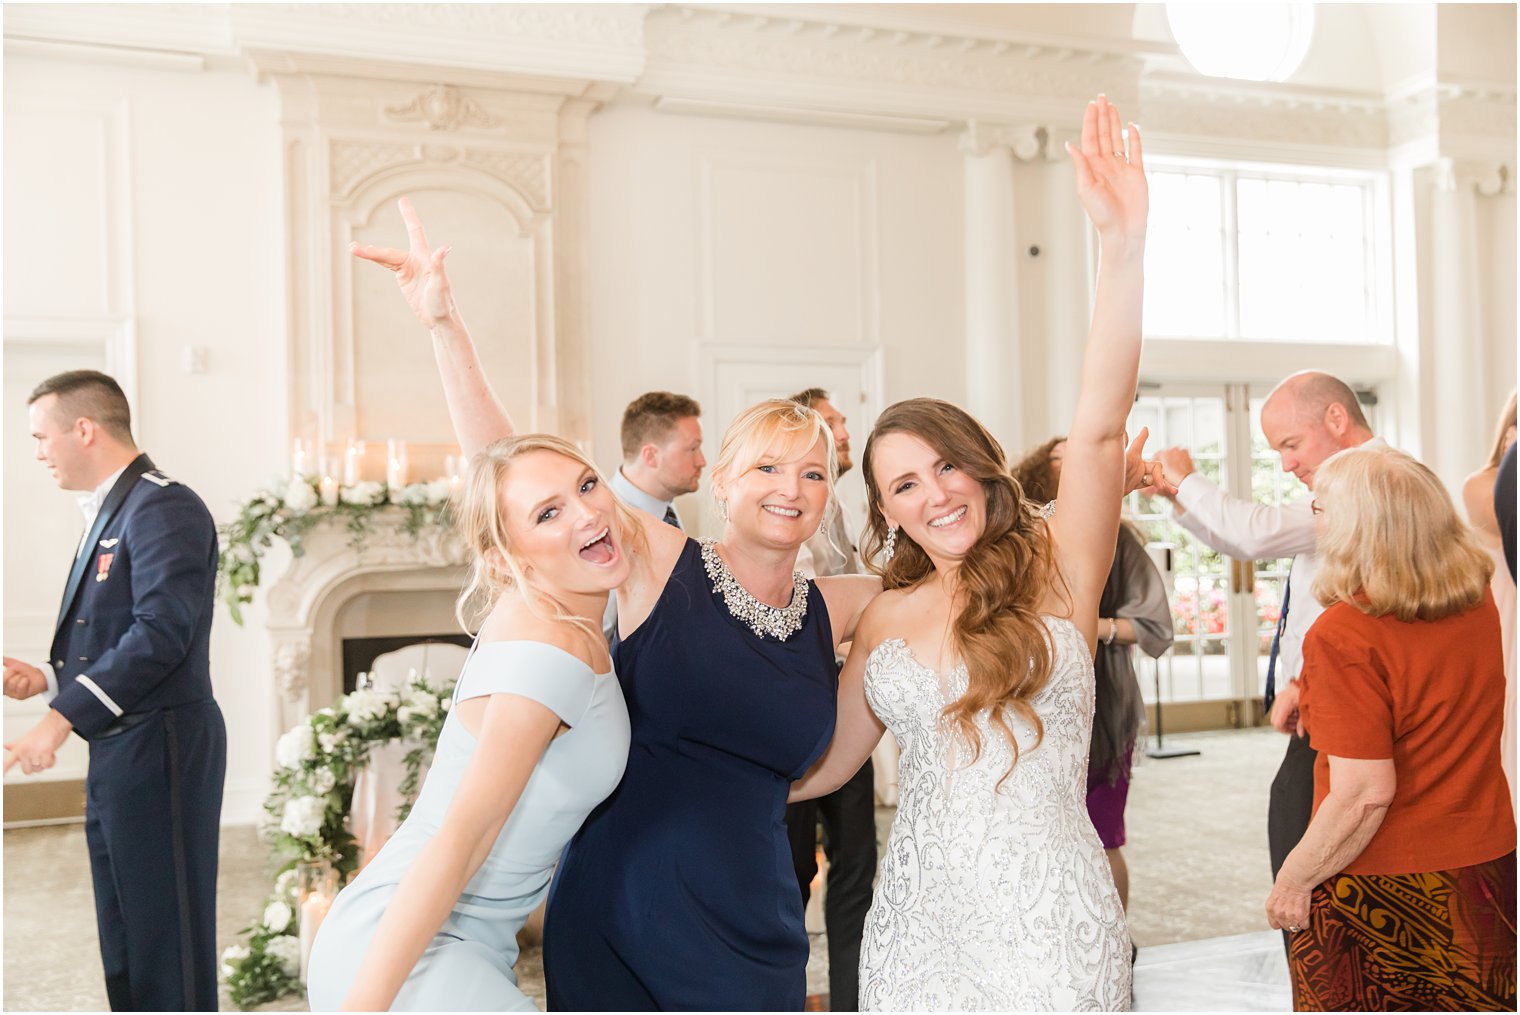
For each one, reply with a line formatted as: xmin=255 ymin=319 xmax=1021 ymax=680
xmin=961 ymin=122 xmax=1042 ymax=456
xmin=1428 ymin=158 xmax=1510 ymax=492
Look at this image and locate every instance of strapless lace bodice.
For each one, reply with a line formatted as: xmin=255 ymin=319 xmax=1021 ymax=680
xmin=858 ymin=616 xmax=1131 ymax=1011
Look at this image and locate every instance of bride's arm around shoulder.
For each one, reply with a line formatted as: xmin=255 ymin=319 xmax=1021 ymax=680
xmin=789 ymin=590 xmax=898 ymax=802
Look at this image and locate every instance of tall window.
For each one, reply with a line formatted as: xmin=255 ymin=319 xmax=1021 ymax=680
xmin=1143 ymin=161 xmax=1386 ymax=345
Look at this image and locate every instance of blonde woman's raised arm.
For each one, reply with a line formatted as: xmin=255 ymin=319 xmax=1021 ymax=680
xmin=352 ymin=197 xmax=513 ymax=456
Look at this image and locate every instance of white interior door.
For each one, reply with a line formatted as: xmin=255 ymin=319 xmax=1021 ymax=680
xmin=697 ymin=343 xmax=883 ymax=540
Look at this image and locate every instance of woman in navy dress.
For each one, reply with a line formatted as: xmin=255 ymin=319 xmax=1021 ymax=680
xmin=353 ymin=209 xmax=880 ymax=1009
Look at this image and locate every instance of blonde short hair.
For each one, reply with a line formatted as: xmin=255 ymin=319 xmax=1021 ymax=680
xmin=711 ymin=398 xmax=838 ymax=514
xmin=1312 ymin=446 xmax=1493 ymax=621
xmin=454 ymin=434 xmax=643 ymax=636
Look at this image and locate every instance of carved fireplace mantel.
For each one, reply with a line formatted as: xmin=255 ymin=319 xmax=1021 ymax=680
xmin=265 ymin=511 xmax=469 ymax=727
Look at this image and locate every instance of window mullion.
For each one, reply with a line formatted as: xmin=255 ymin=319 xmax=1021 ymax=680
xmin=1221 ymin=170 xmax=1241 ymax=340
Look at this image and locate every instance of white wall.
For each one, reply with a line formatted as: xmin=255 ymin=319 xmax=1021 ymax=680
xmin=583 ymin=101 xmax=965 ymax=531
xmin=2 ymin=54 xmax=286 ymax=821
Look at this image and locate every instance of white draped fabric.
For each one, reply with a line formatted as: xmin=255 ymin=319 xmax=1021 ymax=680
xmin=349 ymin=642 xmax=470 ymax=865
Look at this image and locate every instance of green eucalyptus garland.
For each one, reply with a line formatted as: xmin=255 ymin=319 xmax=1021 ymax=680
xmin=216 ymin=477 xmax=457 ymax=625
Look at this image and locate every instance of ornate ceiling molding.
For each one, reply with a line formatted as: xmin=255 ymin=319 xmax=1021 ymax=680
xmin=637 ymin=5 xmax=1144 ymax=130
xmin=1435 ymin=158 xmax=1514 ymax=197
xmin=1140 ymin=72 xmax=1389 ymax=153
xmin=6 ymin=4 xmax=1514 ymax=162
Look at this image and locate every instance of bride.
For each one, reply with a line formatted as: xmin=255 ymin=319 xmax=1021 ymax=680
xmin=791 ymin=94 xmax=1148 ymax=1010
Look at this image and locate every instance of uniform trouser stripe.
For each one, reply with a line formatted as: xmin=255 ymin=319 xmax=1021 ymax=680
xmin=163 ymin=711 xmax=198 ymax=1006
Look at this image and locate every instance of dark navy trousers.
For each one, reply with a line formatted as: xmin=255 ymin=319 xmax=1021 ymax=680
xmin=85 ymin=700 xmax=226 ymax=1011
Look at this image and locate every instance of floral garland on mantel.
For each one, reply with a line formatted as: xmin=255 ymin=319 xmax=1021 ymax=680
xmin=216 ymin=476 xmax=458 ymax=624
xmin=220 ymin=677 xmax=454 ymax=1008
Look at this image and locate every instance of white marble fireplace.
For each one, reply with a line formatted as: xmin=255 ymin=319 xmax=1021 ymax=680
xmin=264 ymin=513 xmax=469 ymax=730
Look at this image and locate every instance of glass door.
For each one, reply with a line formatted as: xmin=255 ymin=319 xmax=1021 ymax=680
xmin=1125 ymin=383 xmax=1304 ymax=717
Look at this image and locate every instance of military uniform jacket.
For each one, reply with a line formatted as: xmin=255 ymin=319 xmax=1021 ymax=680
xmin=49 ymin=454 xmax=219 ymax=741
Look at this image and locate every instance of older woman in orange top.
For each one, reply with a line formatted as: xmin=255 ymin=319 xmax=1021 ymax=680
xmin=1265 ymin=445 xmax=1516 ymax=1012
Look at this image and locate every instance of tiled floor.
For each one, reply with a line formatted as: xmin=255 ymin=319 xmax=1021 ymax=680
xmin=4 ymin=727 xmax=1297 ymax=1011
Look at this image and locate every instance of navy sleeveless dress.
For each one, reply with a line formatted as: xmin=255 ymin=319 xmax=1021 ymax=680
xmin=544 ymin=538 xmax=837 ymax=1010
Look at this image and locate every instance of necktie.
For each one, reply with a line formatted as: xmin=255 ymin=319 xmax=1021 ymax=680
xmin=662 ymin=506 xmax=681 ymax=529
xmin=1263 ymin=573 xmax=1292 ymax=713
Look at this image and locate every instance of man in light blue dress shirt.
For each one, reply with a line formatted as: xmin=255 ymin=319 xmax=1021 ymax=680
xmin=603 ymin=392 xmax=705 ymax=642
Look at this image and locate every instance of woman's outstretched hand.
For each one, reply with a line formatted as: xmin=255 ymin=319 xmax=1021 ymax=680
xmin=351 ymin=196 xmax=458 ymax=331
xmin=1064 ymin=95 xmax=1148 ymax=248
xmin=1122 ymin=427 xmax=1164 ymax=496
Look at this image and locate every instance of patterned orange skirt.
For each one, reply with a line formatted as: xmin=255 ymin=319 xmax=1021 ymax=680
xmin=1289 ymin=851 xmax=1516 ymax=1011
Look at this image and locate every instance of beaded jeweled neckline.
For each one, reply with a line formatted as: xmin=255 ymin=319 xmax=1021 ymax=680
xmin=699 ymin=538 xmax=809 ymax=641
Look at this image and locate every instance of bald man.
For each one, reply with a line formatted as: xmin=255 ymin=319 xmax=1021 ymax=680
xmin=1153 ymin=371 xmax=1379 ymax=945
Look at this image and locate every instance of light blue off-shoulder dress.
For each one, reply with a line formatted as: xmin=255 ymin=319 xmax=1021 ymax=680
xmin=307 ymin=641 xmax=629 ymax=1012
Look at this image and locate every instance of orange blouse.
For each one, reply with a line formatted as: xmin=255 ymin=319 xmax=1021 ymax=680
xmin=1299 ymin=590 xmax=1516 ymax=875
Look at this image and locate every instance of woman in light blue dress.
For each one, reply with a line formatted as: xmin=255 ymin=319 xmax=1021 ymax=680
xmin=306 ymin=434 xmax=639 ymax=1011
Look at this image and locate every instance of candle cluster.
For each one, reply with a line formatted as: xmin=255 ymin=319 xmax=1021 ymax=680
xmin=291 ymin=438 xmax=465 ymax=505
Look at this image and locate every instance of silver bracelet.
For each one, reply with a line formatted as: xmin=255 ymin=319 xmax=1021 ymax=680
xmin=1105 ymin=618 xmax=1118 ymax=645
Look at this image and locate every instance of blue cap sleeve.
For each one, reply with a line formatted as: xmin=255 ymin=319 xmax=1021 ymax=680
xmin=454 ymin=641 xmax=600 ymax=726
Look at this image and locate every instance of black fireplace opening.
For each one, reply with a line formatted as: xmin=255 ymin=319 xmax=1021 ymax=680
xmin=341 ymin=635 xmax=474 ymax=695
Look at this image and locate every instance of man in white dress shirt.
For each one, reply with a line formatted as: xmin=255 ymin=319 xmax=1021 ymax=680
xmin=603 ymin=392 xmax=705 ymax=641
xmin=1153 ymin=371 xmax=1378 ymax=919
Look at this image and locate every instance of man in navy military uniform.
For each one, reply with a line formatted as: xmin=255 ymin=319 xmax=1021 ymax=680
xmin=4 ymin=370 xmax=225 ymax=1011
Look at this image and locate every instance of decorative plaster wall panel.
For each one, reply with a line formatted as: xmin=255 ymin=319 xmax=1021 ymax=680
xmin=696 ymin=152 xmax=880 ymax=348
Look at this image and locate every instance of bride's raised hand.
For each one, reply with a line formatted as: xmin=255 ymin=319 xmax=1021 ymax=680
xmin=350 ymin=196 xmax=457 ymax=330
xmin=1064 ymin=95 xmax=1147 ymax=248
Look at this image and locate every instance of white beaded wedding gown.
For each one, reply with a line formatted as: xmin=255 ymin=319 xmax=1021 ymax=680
xmin=858 ymin=616 xmax=1132 ymax=1011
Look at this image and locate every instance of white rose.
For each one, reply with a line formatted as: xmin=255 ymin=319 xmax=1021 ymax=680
xmin=236 ymin=584 xmax=255 ymax=600
xmin=264 ymin=934 xmax=301 ymax=978
xmin=316 ymin=729 xmax=345 ymax=753
xmin=425 ymin=479 xmax=452 ymax=506
xmin=340 ymin=481 xmax=386 ymax=506
xmin=405 ymin=689 xmax=439 ymax=717
xmin=344 ymin=688 xmax=394 ymax=726
xmin=280 ymin=795 xmax=327 ymax=839
xmin=275 ymin=726 xmax=316 ymax=770
xmin=397 ymin=705 xmax=414 ymax=725
xmin=308 ymin=766 xmax=336 ymax=795
xmin=283 ymin=478 xmax=318 ymax=514
xmin=317 ymin=707 xmax=336 ymax=718
xmin=441 ymin=696 xmax=452 ymax=712
xmin=220 ymin=943 xmax=251 ymax=977
xmin=274 ymin=868 xmax=299 ymax=903
xmin=262 ymin=900 xmax=293 ymax=934
xmin=396 ymin=482 xmax=429 ymax=507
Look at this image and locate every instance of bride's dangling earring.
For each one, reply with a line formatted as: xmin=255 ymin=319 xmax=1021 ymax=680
xmin=883 ymin=526 xmax=898 ymax=562
xmin=718 ymin=499 xmax=729 ymax=522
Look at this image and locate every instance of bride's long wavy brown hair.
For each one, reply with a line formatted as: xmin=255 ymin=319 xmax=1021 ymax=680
xmin=861 ymin=398 xmax=1062 ymax=786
